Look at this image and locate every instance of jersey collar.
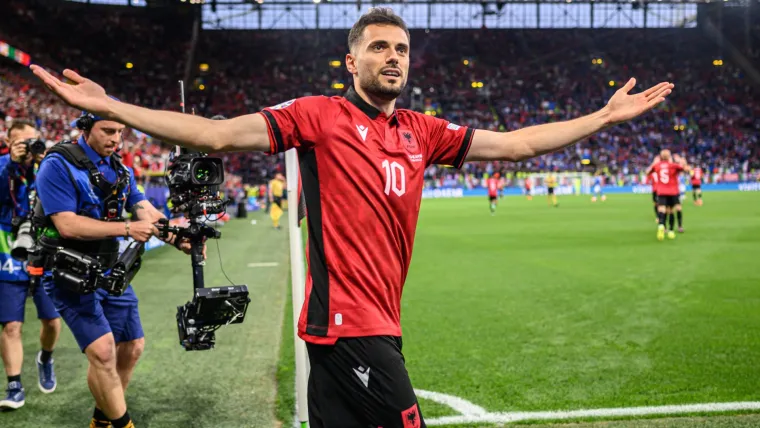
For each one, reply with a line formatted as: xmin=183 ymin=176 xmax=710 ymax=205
xmin=344 ymin=86 xmax=398 ymax=125
xmin=78 ymin=135 xmax=111 ymax=166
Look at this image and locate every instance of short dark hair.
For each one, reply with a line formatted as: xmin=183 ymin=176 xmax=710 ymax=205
xmin=348 ymin=7 xmax=410 ymax=53
xmin=7 ymin=119 xmax=36 ymax=139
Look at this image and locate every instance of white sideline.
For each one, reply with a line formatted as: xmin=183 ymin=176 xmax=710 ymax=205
xmin=425 ymin=401 xmax=760 ymax=426
xmin=415 ymin=389 xmax=488 ymax=416
xmin=247 ymin=262 xmax=280 ymax=267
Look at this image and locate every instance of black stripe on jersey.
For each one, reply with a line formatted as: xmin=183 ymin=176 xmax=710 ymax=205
xmin=262 ymin=110 xmax=285 ymax=154
xmin=300 ymin=149 xmax=329 ymax=336
xmin=453 ymin=128 xmax=475 ymax=169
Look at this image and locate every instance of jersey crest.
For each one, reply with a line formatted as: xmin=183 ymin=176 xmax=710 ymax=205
xmin=399 ymin=129 xmax=419 ymax=153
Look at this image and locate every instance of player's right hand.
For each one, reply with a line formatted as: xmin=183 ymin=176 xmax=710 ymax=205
xmin=29 ymin=66 xmax=113 ymax=117
xmin=128 ymin=220 xmax=159 ymax=243
xmin=10 ymin=140 xmax=29 ymax=164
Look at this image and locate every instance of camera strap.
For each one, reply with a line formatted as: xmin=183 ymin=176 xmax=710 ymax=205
xmin=44 ymin=142 xmax=131 ymax=221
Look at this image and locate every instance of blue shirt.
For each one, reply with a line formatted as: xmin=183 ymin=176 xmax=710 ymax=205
xmin=36 ymin=137 xmax=144 ymax=224
xmin=0 ymin=154 xmax=33 ymax=282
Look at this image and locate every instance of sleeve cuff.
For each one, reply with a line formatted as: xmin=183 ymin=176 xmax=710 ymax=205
xmin=261 ymin=110 xmax=285 ymax=154
xmin=453 ymin=128 xmax=475 ymax=169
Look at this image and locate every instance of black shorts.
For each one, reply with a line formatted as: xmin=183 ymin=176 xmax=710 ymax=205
xmin=306 ymin=336 xmax=425 ymax=428
xmin=657 ymin=195 xmax=679 ymax=207
xmin=272 ymin=196 xmax=283 ymax=208
xmin=489 ymin=195 xmax=497 ymax=202
xmin=652 ymin=191 xmax=658 ymax=203
xmin=548 ymin=187 xmax=555 ymax=195
xmin=692 ymin=184 xmax=701 ymax=190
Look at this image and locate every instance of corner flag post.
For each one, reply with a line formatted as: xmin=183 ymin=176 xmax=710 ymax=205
xmin=285 ymin=148 xmax=310 ymax=427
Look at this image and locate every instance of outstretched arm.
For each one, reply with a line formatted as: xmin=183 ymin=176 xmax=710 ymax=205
xmin=30 ymin=66 xmax=270 ymax=153
xmin=465 ymin=78 xmax=674 ymax=162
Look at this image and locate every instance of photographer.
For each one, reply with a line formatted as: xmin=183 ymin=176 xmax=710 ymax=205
xmin=35 ymin=110 xmax=191 ymax=428
xmin=0 ymin=119 xmax=61 ymax=410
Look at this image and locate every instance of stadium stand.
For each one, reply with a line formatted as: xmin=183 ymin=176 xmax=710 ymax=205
xmin=1 ymin=0 xmax=758 ymax=196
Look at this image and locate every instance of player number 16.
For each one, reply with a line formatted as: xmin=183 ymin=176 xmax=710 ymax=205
xmin=382 ymin=160 xmax=406 ymax=197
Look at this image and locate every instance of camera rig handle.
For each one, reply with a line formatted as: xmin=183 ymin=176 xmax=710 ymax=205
xmin=155 ymin=217 xmax=221 ymax=290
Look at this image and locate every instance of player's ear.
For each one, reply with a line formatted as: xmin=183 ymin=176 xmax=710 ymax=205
xmin=345 ymin=52 xmax=357 ymax=75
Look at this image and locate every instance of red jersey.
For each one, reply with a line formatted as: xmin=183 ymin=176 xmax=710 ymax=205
xmin=691 ymin=167 xmax=703 ymax=185
xmin=261 ymin=87 xmax=474 ymax=344
xmin=650 ymin=161 xmax=684 ymax=196
xmin=486 ymin=177 xmax=499 ymax=197
xmin=649 ymin=170 xmax=659 ymax=194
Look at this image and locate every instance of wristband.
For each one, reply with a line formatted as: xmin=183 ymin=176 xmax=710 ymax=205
xmin=124 ymin=220 xmax=131 ymax=238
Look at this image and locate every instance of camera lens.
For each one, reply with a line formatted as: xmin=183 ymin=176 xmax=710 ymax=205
xmin=190 ymin=158 xmax=223 ymax=186
xmin=195 ymin=167 xmax=211 ymax=182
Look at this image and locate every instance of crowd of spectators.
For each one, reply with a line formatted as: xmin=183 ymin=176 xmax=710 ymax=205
xmin=1 ymin=0 xmax=758 ymax=193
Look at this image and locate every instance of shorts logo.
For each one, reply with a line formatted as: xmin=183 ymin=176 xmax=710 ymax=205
xmin=269 ymin=99 xmax=295 ymax=110
xmin=353 ymin=366 xmax=370 ymax=388
xmin=446 ymin=122 xmax=461 ymax=131
xmin=401 ymin=403 xmax=421 ymax=428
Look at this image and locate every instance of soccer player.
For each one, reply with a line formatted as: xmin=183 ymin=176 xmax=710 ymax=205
xmin=31 ymin=8 xmax=674 ymax=426
xmin=486 ymin=172 xmax=500 ymax=215
xmin=497 ymin=171 xmax=505 ymax=199
xmin=591 ymin=173 xmax=606 ymax=202
xmin=648 ymin=150 xmax=688 ymax=240
xmin=268 ymin=172 xmax=286 ymax=229
xmin=524 ymin=176 xmax=533 ymax=200
xmin=648 ymin=155 xmax=660 ymax=222
xmin=677 ymin=162 xmax=687 ymax=204
xmin=691 ymin=164 xmax=704 ymax=206
xmin=545 ymin=172 xmax=558 ymax=207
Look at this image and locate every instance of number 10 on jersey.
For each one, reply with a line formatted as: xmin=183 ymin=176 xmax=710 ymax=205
xmin=382 ymin=160 xmax=406 ymax=197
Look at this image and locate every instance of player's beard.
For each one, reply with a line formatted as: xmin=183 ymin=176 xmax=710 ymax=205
xmin=360 ymin=70 xmax=406 ymax=102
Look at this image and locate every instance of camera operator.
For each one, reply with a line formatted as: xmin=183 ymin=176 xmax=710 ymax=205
xmin=35 ymin=109 xmax=192 ymax=428
xmin=0 ymin=119 xmax=61 ymax=410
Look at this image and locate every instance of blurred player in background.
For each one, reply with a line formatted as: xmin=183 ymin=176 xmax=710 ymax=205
xmin=498 ymin=172 xmax=505 ymax=199
xmin=268 ymin=173 xmax=286 ymax=229
xmin=648 ymin=150 xmax=689 ymax=240
xmin=691 ymin=164 xmax=704 ymax=206
xmin=486 ymin=172 xmax=501 ymax=215
xmin=591 ymin=172 xmax=606 ymax=202
xmin=678 ymin=159 xmax=688 ymax=204
xmin=649 ymin=155 xmax=660 ymax=222
xmin=545 ymin=172 xmax=558 ymax=207
xmin=524 ymin=176 xmax=532 ymax=200
xmin=673 ymin=154 xmax=689 ymax=233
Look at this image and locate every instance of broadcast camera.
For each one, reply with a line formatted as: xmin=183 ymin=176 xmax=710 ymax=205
xmin=157 ymin=88 xmax=250 ymax=351
xmin=166 ymin=149 xmax=226 ymax=218
xmin=158 ymin=154 xmax=250 ymax=351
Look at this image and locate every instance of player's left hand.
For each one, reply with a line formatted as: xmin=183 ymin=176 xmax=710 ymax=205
xmin=604 ymin=78 xmax=674 ymax=126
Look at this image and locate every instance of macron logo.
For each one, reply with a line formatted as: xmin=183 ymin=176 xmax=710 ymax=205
xmin=353 ymin=366 xmax=370 ymax=388
xmin=356 ymin=124 xmax=368 ymax=142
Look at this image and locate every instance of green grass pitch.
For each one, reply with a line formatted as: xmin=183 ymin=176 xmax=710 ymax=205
xmin=5 ymin=192 xmax=760 ymax=427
